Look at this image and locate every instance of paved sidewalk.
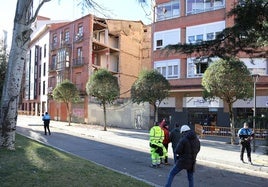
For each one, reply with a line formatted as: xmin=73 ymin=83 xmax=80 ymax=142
xmin=16 ymin=115 xmax=268 ymax=186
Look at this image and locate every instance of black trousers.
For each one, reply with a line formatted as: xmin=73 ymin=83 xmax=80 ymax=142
xmin=240 ymin=141 xmax=251 ymax=162
xmin=44 ymin=123 xmax=51 ymax=135
xmin=163 ymin=143 xmax=169 ymax=163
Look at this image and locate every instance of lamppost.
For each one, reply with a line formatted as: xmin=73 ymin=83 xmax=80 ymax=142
xmin=252 ymin=74 xmax=260 ymax=153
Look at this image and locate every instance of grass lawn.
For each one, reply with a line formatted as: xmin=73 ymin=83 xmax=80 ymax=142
xmin=0 ymin=134 xmax=152 ymax=187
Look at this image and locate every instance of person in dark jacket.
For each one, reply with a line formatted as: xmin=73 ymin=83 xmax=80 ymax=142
xmin=42 ymin=112 xmax=51 ymax=135
xmin=169 ymin=122 xmax=181 ymax=163
xmin=237 ymin=122 xmax=254 ymax=164
xmin=165 ymin=125 xmax=200 ymax=187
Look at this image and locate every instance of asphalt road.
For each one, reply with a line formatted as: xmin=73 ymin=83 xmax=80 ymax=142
xmin=16 ymin=117 xmax=268 ymax=187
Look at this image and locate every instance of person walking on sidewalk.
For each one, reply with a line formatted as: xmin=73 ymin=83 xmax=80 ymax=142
xmin=160 ymin=119 xmax=170 ymax=165
xmin=42 ymin=112 xmax=51 ymax=135
xmin=149 ymin=121 xmax=166 ymax=168
xmin=169 ymin=122 xmax=181 ymax=163
xmin=237 ymin=122 xmax=254 ymax=164
xmin=165 ymin=125 xmax=200 ymax=187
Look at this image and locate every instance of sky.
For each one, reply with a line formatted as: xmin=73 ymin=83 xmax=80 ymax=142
xmin=0 ymin=0 xmax=153 ymax=47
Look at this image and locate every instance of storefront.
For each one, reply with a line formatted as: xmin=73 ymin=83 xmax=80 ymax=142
xmin=158 ymin=96 xmax=268 ymax=130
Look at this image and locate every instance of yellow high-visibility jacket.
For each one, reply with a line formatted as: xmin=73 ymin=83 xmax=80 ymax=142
xmin=150 ymin=125 xmax=164 ymax=144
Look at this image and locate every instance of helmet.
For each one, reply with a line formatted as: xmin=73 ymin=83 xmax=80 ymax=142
xmin=180 ymin=125 xmax=190 ymax=133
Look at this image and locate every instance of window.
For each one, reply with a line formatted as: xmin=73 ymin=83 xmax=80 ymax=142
xmin=39 ymin=47 xmax=42 ymax=60
xmin=154 ymin=28 xmax=181 ymax=50
xmin=43 ymin=81 xmax=46 ymax=95
xmin=154 ymin=59 xmax=180 ymax=79
xmin=186 ymin=21 xmax=225 ymax=44
xmin=52 ymin=34 xmax=57 ymax=44
xmin=75 ymin=47 xmax=83 ymax=65
xmin=162 ymin=67 xmax=167 ymax=77
xmin=195 ymin=62 xmax=208 ymax=75
xmin=186 ymin=0 xmax=225 ymax=15
xmin=78 ymin=24 xmax=83 ymax=35
xmin=64 ymin=30 xmax=70 ymax=42
xmin=187 ymin=57 xmax=215 ymax=78
xmin=75 ymin=25 xmax=83 ymax=41
xmin=77 ymin=47 xmax=83 ymax=59
xmin=44 ymin=44 xmax=46 ymax=58
xmin=39 ymin=64 xmax=41 ymax=78
xmin=241 ymin=58 xmax=267 ymax=76
xmin=215 ymin=31 xmax=222 ymax=39
xmin=57 ymin=71 xmax=63 ymax=85
xmin=156 ymin=0 xmax=180 ymax=21
xmin=206 ymin=32 xmax=214 ymax=40
xmin=214 ymin=0 xmax=224 ymax=8
xmin=168 ymin=66 xmax=172 ymax=75
xmin=51 ymin=55 xmax=57 ymax=70
xmin=52 ymin=34 xmax=57 ymax=49
xmin=57 ymin=49 xmax=69 ymax=69
xmin=167 ymin=65 xmax=178 ymax=78
xmin=188 ymin=36 xmax=195 ymax=43
xmin=43 ymin=62 xmax=46 ymax=76
xmin=196 ymin=34 xmax=203 ymax=42
xmin=156 ymin=40 xmax=163 ymax=49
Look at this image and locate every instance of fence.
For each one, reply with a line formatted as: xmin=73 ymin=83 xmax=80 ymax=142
xmin=195 ymin=124 xmax=268 ymax=140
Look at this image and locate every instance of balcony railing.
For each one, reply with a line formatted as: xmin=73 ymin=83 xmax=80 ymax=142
xmin=72 ymin=57 xmax=84 ymax=67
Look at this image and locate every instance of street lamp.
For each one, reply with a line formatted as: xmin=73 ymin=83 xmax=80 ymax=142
xmin=252 ymin=74 xmax=260 ymax=152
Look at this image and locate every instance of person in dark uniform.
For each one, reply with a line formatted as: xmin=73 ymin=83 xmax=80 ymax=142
xmin=42 ymin=112 xmax=51 ymax=135
xmin=237 ymin=122 xmax=254 ymax=164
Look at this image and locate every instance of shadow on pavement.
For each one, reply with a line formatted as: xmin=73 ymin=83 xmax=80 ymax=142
xmin=16 ymin=125 xmax=268 ymax=187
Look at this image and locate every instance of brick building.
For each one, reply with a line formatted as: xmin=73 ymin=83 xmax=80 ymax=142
xmin=153 ymin=0 xmax=268 ymax=129
xmin=47 ymin=14 xmax=151 ymax=126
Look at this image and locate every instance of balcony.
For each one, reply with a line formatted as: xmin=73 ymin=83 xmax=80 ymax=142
xmin=74 ymin=33 xmax=83 ymax=43
xmin=60 ymin=40 xmax=71 ymax=48
xmin=72 ymin=57 xmax=84 ymax=67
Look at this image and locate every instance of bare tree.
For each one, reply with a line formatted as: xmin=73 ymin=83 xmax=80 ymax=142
xmin=0 ymin=0 xmax=51 ymax=150
xmin=0 ymin=0 xmax=103 ymax=150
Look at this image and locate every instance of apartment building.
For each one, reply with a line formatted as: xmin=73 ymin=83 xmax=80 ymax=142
xmin=21 ymin=16 xmax=68 ymax=116
xmin=153 ymin=0 xmax=268 ymax=128
xmin=48 ymin=14 xmax=151 ymax=127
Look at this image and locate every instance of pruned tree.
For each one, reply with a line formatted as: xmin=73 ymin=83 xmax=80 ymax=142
xmin=86 ymin=69 xmax=120 ymax=131
xmin=164 ymin=0 xmax=268 ymax=59
xmin=202 ymin=58 xmax=253 ymax=144
xmin=52 ymin=80 xmax=80 ymax=126
xmin=131 ymin=69 xmax=170 ymax=123
xmin=0 ymin=0 xmax=105 ymax=150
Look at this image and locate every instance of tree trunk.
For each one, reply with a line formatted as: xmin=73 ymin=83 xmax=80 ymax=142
xmin=66 ymin=102 xmax=71 ymax=126
xmin=103 ymin=102 xmax=107 ymax=131
xmin=0 ymin=0 xmax=49 ymax=149
xmin=228 ymin=102 xmax=236 ymax=145
xmin=153 ymin=103 xmax=158 ymax=123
